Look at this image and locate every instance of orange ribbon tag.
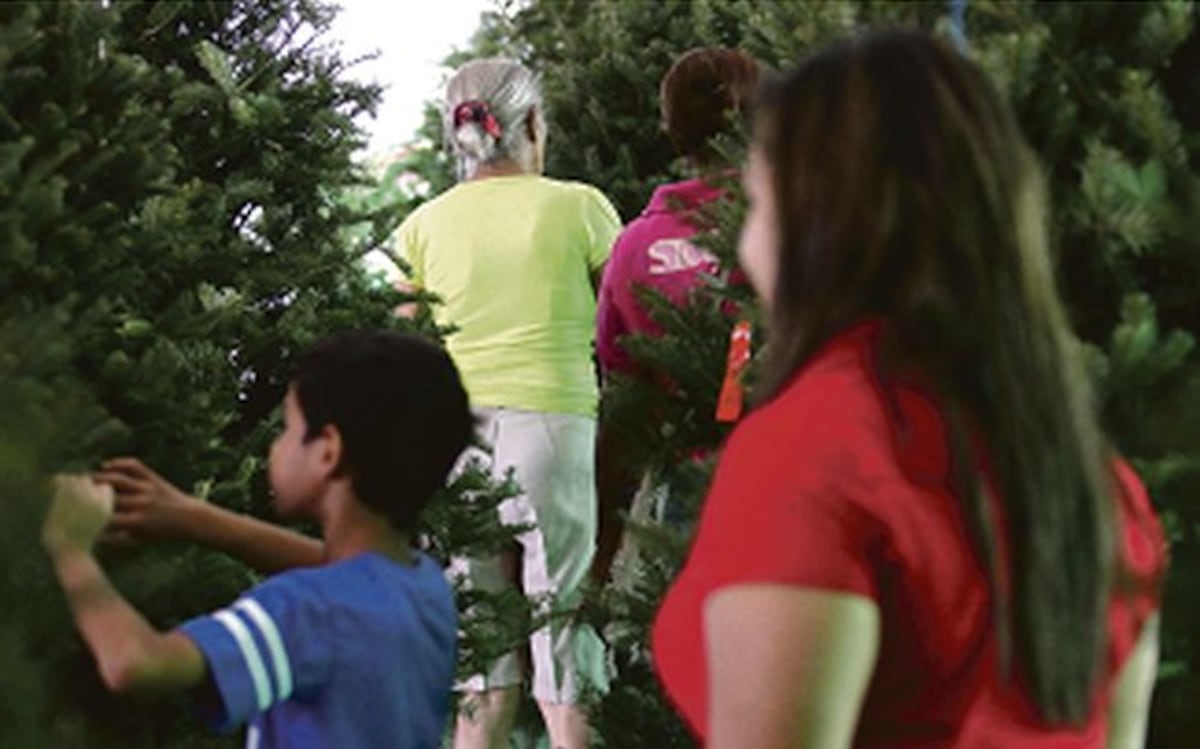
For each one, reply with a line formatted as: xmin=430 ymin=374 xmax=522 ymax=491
xmin=715 ymin=321 xmax=752 ymax=422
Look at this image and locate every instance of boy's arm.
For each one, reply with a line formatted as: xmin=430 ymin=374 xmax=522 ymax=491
xmin=98 ymin=458 xmax=324 ymax=575
xmin=44 ymin=475 xmax=207 ymax=694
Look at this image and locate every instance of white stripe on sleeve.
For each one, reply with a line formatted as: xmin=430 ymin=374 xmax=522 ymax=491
xmin=236 ymin=598 xmax=294 ymax=700
xmin=214 ymin=610 xmax=273 ymax=711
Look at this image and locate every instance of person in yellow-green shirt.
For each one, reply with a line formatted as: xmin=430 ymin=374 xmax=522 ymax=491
xmin=395 ymin=58 xmax=621 ymax=749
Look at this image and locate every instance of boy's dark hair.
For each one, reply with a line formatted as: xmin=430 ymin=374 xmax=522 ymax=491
xmin=293 ymin=330 xmax=472 ymax=532
xmin=660 ymin=47 xmax=761 ymax=165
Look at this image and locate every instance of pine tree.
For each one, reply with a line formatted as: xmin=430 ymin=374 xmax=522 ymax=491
xmin=0 ymin=1 xmax=523 ymax=745
xmin=426 ymin=2 xmax=1200 ymax=746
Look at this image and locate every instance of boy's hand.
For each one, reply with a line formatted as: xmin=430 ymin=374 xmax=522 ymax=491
xmin=43 ymin=474 xmax=115 ymax=556
xmin=96 ymin=458 xmax=200 ymax=543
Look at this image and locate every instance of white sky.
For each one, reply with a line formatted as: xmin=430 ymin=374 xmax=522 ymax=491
xmin=329 ymin=0 xmax=496 ymax=155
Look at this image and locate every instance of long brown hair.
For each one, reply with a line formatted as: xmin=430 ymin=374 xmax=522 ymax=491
xmin=753 ymin=30 xmax=1114 ymax=724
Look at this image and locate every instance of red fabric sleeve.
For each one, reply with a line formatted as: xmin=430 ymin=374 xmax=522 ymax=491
xmin=688 ymin=398 xmax=886 ymax=601
xmin=1107 ymin=457 xmax=1167 ymax=670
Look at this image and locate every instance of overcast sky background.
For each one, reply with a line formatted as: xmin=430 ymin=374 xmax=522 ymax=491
xmin=329 ymin=0 xmax=496 ymax=155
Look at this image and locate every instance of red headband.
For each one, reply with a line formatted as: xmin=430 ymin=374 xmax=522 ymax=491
xmin=452 ymin=101 xmax=503 ymax=139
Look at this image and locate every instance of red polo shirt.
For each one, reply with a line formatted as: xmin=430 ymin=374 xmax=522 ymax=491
xmin=652 ymin=321 xmax=1165 ymax=747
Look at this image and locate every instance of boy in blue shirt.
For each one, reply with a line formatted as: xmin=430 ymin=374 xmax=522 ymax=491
xmin=43 ymin=331 xmax=473 ymax=748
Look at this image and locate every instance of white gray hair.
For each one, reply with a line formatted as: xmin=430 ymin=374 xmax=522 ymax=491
xmin=444 ymin=58 xmax=545 ymax=180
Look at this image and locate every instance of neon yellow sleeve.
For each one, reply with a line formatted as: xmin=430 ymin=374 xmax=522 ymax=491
xmin=582 ymin=187 xmax=622 ymax=271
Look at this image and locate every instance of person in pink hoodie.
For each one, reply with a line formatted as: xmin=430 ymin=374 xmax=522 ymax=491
xmin=595 ymin=47 xmax=760 ymax=376
xmin=593 ymin=48 xmax=760 ymax=582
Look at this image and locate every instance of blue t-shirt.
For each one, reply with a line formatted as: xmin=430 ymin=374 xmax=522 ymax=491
xmin=179 ymin=552 xmax=456 ymax=749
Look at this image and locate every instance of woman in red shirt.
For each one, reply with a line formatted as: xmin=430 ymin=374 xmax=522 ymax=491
xmin=652 ymin=30 xmax=1165 ymax=748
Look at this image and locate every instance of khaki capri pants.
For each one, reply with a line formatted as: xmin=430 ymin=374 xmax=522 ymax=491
xmin=447 ymin=406 xmax=607 ymax=704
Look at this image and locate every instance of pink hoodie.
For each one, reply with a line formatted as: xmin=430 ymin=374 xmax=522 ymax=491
xmin=596 ymin=178 xmax=724 ymax=375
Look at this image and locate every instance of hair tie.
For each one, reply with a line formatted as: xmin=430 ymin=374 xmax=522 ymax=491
xmin=452 ymin=100 xmax=503 ymax=139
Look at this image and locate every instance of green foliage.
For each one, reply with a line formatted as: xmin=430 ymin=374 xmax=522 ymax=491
xmin=0 ymin=0 xmax=525 ymax=745
xmin=966 ymin=8 xmax=1200 ymax=744
xmin=0 ymin=313 xmax=98 ymax=748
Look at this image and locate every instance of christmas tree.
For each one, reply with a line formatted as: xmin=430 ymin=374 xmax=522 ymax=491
xmin=0 ymin=1 xmax=523 ymax=745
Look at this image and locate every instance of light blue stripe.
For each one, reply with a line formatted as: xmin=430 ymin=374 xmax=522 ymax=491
xmin=236 ymin=599 xmax=294 ymax=700
xmin=214 ymin=610 xmax=273 ymax=711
